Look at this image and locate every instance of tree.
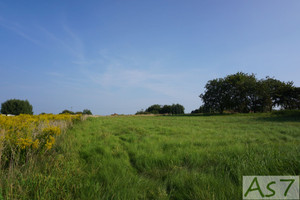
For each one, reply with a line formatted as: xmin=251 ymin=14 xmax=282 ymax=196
xmin=60 ymin=110 xmax=74 ymax=115
xmin=135 ymin=109 xmax=150 ymax=115
xmin=145 ymin=104 xmax=162 ymax=114
xmin=198 ymin=72 xmax=299 ymax=113
xmin=200 ymin=78 xmax=229 ymax=113
xmin=225 ymin=72 xmax=257 ymax=113
xmin=83 ymin=109 xmax=92 ymax=115
xmin=200 ymin=72 xmax=260 ymax=113
xmin=1 ymin=99 xmax=33 ymax=115
xmin=170 ymin=104 xmax=185 ymax=114
xmin=160 ymin=105 xmax=172 ymax=114
xmin=258 ymin=77 xmax=300 ymax=111
xmin=191 ymin=105 xmax=209 ymax=114
xmin=138 ymin=103 xmax=185 ymax=115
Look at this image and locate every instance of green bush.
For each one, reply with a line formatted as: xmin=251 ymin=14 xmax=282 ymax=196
xmin=1 ymin=99 xmax=33 ymax=115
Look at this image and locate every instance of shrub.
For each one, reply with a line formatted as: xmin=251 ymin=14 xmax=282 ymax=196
xmin=0 ymin=114 xmax=81 ymax=167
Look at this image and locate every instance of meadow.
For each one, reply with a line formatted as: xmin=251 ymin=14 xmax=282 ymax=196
xmin=0 ymin=111 xmax=299 ymax=199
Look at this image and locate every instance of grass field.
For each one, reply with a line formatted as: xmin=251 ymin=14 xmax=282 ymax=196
xmin=1 ymin=112 xmax=299 ymax=199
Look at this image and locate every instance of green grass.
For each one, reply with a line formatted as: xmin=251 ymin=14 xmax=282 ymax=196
xmin=1 ymin=112 xmax=300 ymax=199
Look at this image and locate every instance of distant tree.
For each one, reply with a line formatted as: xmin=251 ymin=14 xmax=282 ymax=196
xmin=199 ymin=72 xmax=299 ymax=113
xmin=170 ymin=104 xmax=185 ymax=115
xmin=60 ymin=110 xmax=74 ymax=115
xmin=276 ymin=83 xmax=300 ymax=110
xmin=1 ymin=99 xmax=33 ymax=115
xmin=191 ymin=108 xmax=200 ymax=114
xmin=135 ymin=109 xmax=151 ymax=115
xmin=200 ymin=78 xmax=228 ymax=113
xmin=253 ymin=77 xmax=300 ymax=111
xmin=252 ymin=79 xmax=272 ymax=112
xmin=138 ymin=103 xmax=185 ymax=115
xmin=191 ymin=105 xmax=209 ymax=114
xmin=160 ymin=105 xmax=172 ymax=114
xmin=145 ymin=104 xmax=162 ymax=114
xmin=293 ymin=87 xmax=300 ymax=109
xmin=200 ymin=72 xmax=263 ymax=113
xmin=75 ymin=111 xmax=83 ymax=115
xmin=225 ymin=72 xmax=257 ymax=113
xmin=82 ymin=109 xmax=92 ymax=115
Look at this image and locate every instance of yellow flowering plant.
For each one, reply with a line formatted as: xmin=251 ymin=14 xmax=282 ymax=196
xmin=0 ymin=114 xmax=81 ymax=167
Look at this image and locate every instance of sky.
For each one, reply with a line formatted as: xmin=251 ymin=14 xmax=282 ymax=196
xmin=0 ymin=0 xmax=300 ymax=115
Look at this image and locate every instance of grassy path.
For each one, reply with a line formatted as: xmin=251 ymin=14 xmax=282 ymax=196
xmin=1 ymin=113 xmax=300 ymax=199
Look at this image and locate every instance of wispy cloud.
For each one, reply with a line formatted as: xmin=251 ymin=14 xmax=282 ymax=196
xmin=39 ymin=25 xmax=85 ymax=60
xmin=0 ymin=16 xmax=41 ymax=45
xmin=79 ymin=53 xmax=202 ymax=98
xmin=39 ymin=23 xmax=89 ymax=87
xmin=37 ymin=23 xmax=205 ymax=100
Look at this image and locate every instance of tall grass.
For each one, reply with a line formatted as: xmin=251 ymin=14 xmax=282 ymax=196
xmin=0 ymin=112 xmax=299 ymax=199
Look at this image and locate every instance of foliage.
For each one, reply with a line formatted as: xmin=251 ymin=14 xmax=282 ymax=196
xmin=199 ymin=72 xmax=300 ymax=113
xmin=135 ymin=110 xmax=151 ymax=115
xmin=60 ymin=109 xmax=93 ymax=115
xmin=139 ymin=104 xmax=185 ymax=115
xmin=82 ymin=109 xmax=92 ymax=115
xmin=191 ymin=105 xmax=209 ymax=114
xmin=0 ymin=114 xmax=81 ymax=167
xmin=1 ymin=99 xmax=33 ymax=115
xmin=1 ymin=113 xmax=298 ymax=199
xmin=170 ymin=104 xmax=185 ymax=114
xmin=60 ymin=110 xmax=74 ymax=115
xmin=160 ymin=105 xmax=172 ymax=114
xmin=145 ymin=104 xmax=162 ymax=114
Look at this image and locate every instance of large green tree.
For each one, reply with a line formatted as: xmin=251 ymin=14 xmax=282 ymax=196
xmin=200 ymin=77 xmax=231 ymax=113
xmin=199 ymin=72 xmax=299 ymax=113
xmin=225 ymin=72 xmax=257 ymax=112
xmin=1 ymin=99 xmax=33 ymax=115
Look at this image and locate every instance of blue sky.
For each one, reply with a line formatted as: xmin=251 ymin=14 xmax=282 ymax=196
xmin=1 ymin=0 xmax=300 ymax=115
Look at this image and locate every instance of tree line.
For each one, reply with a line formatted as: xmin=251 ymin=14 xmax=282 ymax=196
xmin=2 ymin=72 xmax=299 ymax=116
xmin=192 ymin=72 xmax=300 ymax=113
xmin=136 ymin=104 xmax=185 ymax=115
xmin=1 ymin=99 xmax=93 ymax=115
